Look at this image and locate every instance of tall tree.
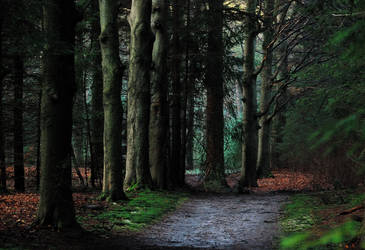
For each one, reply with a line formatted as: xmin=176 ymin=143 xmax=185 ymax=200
xmin=13 ymin=55 xmax=25 ymax=191
xmin=11 ymin=0 xmax=26 ymax=192
xmin=204 ymin=0 xmax=226 ymax=188
xmin=238 ymin=0 xmax=259 ymax=190
xmin=180 ymin=0 xmax=192 ymax=186
xmin=149 ymin=0 xmax=169 ymax=189
xmin=99 ymin=0 xmax=127 ymax=200
xmin=90 ymin=0 xmax=104 ymax=188
xmin=257 ymin=0 xmax=275 ymax=178
xmin=125 ymin=0 xmax=153 ymax=189
xmin=0 ymin=0 xmax=6 ymax=192
xmin=37 ymin=0 xmax=78 ymax=229
xmin=170 ymin=0 xmax=183 ymax=187
xmin=270 ymin=0 xmax=289 ymax=170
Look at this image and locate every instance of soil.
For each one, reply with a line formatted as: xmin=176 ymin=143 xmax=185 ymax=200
xmin=3 ymin=169 xmax=330 ymax=249
xmin=102 ymin=193 xmax=289 ymax=250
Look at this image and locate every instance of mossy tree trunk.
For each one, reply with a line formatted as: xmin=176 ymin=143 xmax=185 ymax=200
xmin=239 ymin=0 xmax=259 ymax=190
xmin=125 ymin=0 xmax=154 ymax=189
xmin=204 ymin=0 xmax=226 ymax=188
xmin=99 ymin=0 xmax=127 ymax=201
xmin=149 ymin=0 xmax=169 ymax=189
xmin=91 ymin=0 xmax=104 ymax=188
xmin=170 ymin=0 xmax=183 ymax=188
xmin=37 ymin=0 xmax=78 ymax=230
xmin=13 ymin=55 xmax=25 ymax=192
xmin=257 ymin=0 xmax=275 ymax=178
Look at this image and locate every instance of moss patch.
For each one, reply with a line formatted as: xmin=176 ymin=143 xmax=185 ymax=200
xmin=279 ymin=189 xmax=365 ymax=249
xmin=77 ymin=190 xmax=188 ymax=233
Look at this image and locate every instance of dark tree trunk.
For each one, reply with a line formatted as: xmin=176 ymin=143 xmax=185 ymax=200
xmin=13 ymin=55 xmax=25 ymax=192
xmin=90 ymin=0 xmax=103 ymax=188
xmin=149 ymin=0 xmax=169 ymax=189
xmin=185 ymin=65 xmax=195 ymax=170
xmin=37 ymin=0 xmax=78 ymax=230
xmin=204 ymin=0 xmax=226 ymax=188
xmin=239 ymin=0 xmax=259 ymax=190
xmin=99 ymin=0 xmax=127 ymax=200
xmin=126 ymin=0 xmax=154 ymax=189
xmin=179 ymin=0 xmax=191 ymax=186
xmin=170 ymin=0 xmax=183 ymax=188
xmin=36 ymin=90 xmax=41 ymax=190
xmin=270 ymin=0 xmax=289 ymax=170
xmin=0 ymin=0 xmax=6 ymax=192
xmin=257 ymin=0 xmax=275 ymax=178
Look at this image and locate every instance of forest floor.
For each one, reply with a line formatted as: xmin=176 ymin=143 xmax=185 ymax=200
xmin=0 ymin=168 xmax=363 ymax=249
xmin=130 ymin=193 xmax=288 ymax=249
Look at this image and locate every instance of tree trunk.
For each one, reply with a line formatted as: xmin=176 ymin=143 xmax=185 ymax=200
xmin=125 ymin=0 xmax=153 ymax=190
xmin=170 ymin=0 xmax=183 ymax=188
xmin=0 ymin=0 xmax=6 ymax=192
xmin=90 ymin=0 xmax=104 ymax=188
xmin=99 ymin=0 xmax=127 ymax=201
xmin=179 ymin=0 xmax=191 ymax=186
xmin=149 ymin=0 xmax=169 ymax=189
xmin=204 ymin=0 xmax=226 ymax=188
xmin=239 ymin=0 xmax=259 ymax=190
xmin=13 ymin=55 xmax=25 ymax=192
xmin=36 ymin=90 xmax=41 ymax=190
xmin=185 ymin=51 xmax=197 ymax=170
xmin=257 ymin=0 xmax=275 ymax=178
xmin=71 ymin=145 xmax=85 ymax=186
xmin=186 ymin=90 xmax=194 ymax=170
xmin=37 ymin=0 xmax=78 ymax=230
xmin=270 ymin=0 xmax=289 ymax=170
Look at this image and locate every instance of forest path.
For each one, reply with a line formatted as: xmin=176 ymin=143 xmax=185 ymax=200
xmin=132 ymin=193 xmax=289 ymax=249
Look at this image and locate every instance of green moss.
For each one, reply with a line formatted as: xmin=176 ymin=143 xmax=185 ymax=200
xmin=79 ymin=190 xmax=188 ymax=233
xmin=279 ymin=191 xmax=365 ymax=250
xmin=280 ymin=194 xmax=320 ymax=234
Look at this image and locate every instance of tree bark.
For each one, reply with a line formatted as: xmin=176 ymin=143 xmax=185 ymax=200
xmin=170 ymin=0 xmax=183 ymax=188
xmin=71 ymin=145 xmax=85 ymax=186
xmin=204 ymin=0 xmax=226 ymax=188
xmin=185 ymin=52 xmax=197 ymax=170
xmin=179 ymin=0 xmax=191 ymax=186
xmin=13 ymin=55 xmax=25 ymax=192
xmin=99 ymin=0 xmax=127 ymax=201
xmin=37 ymin=0 xmax=78 ymax=230
xmin=0 ymin=0 xmax=6 ymax=192
xmin=149 ymin=0 xmax=169 ymax=189
xmin=270 ymin=0 xmax=289 ymax=170
xmin=125 ymin=0 xmax=154 ymax=189
xmin=239 ymin=0 xmax=259 ymax=190
xmin=90 ymin=0 xmax=104 ymax=188
xmin=257 ymin=0 xmax=275 ymax=178
xmin=36 ymin=90 xmax=41 ymax=190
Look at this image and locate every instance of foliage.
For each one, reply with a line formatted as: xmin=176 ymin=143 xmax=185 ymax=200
xmin=280 ymin=194 xmax=319 ymax=233
xmin=280 ymin=191 xmax=365 ymax=249
xmin=224 ymin=117 xmax=242 ymax=172
xmin=278 ymin=0 xmax=365 ymax=187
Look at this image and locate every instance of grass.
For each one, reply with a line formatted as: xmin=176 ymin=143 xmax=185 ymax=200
xmin=77 ymin=189 xmax=189 ymax=233
xmin=279 ymin=189 xmax=365 ymax=249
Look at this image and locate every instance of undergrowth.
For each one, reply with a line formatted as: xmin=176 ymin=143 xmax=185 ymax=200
xmin=280 ymin=190 xmax=365 ymax=249
xmin=77 ymin=190 xmax=188 ymax=233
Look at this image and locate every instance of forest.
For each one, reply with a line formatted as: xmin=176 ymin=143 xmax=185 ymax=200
xmin=0 ymin=0 xmax=364 ymax=249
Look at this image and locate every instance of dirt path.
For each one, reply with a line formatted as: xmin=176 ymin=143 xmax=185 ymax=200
xmin=132 ymin=193 xmax=289 ymax=250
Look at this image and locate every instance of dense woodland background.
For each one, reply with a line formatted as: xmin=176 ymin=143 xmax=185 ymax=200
xmin=0 ymin=0 xmax=364 ymax=239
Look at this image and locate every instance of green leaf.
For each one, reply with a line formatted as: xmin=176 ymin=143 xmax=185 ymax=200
xmin=280 ymin=232 xmax=311 ymax=249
